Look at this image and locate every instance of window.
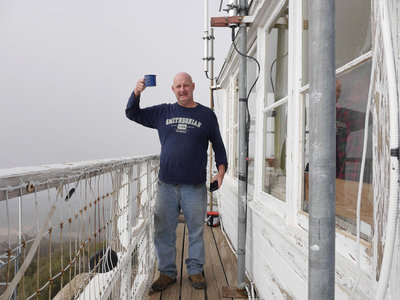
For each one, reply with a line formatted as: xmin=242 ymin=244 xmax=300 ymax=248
xmin=302 ymin=0 xmax=371 ymax=86
xmin=263 ymin=103 xmax=288 ymax=201
xmin=262 ymin=9 xmax=288 ymax=202
xmin=224 ymin=86 xmax=230 ymax=167
xmin=302 ymin=0 xmax=373 ymax=239
xmin=232 ymin=76 xmax=239 ymax=178
xmin=247 ymin=47 xmax=257 ymax=187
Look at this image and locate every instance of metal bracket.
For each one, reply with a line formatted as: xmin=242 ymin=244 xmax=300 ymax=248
xmin=211 ymin=16 xmax=253 ymax=27
xmin=210 ymin=85 xmax=221 ymax=90
xmin=391 ymin=148 xmax=399 ymax=159
xmin=271 ymin=17 xmax=309 ymax=30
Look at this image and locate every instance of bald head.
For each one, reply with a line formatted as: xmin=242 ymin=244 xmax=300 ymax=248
xmin=173 ymin=72 xmax=193 ymax=85
xmin=171 ymin=72 xmax=196 ymax=108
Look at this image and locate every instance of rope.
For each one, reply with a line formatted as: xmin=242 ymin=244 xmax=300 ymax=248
xmin=0 ymin=205 xmax=57 ymax=300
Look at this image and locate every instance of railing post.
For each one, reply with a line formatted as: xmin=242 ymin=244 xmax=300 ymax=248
xmin=146 ymin=161 xmax=152 ymax=273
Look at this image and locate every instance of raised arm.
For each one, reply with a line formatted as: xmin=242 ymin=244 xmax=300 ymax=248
xmin=125 ymin=78 xmax=161 ymax=129
xmin=134 ymin=78 xmax=146 ymax=97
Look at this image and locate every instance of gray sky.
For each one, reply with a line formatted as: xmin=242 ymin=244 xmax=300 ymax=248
xmin=0 ymin=0 xmax=231 ymax=169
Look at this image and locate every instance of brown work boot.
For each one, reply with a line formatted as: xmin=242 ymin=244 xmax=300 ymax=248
xmin=151 ymin=273 xmax=177 ymax=291
xmin=189 ymin=272 xmax=207 ymax=289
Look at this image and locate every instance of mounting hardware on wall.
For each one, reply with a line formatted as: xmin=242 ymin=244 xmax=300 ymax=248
xmin=210 ymin=16 xmax=253 ymax=28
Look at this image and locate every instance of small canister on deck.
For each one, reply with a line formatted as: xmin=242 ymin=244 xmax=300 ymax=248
xmin=206 ymin=211 xmax=220 ymax=227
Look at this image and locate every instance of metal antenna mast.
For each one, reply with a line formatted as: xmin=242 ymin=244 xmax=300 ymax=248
xmin=308 ymin=0 xmax=336 ymax=298
xmin=236 ymin=0 xmax=248 ymax=291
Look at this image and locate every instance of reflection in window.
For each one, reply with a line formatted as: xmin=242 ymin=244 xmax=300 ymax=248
xmin=302 ymin=0 xmax=309 ymax=86
xmin=267 ymin=24 xmax=288 ymax=104
xmin=247 ymin=52 xmax=258 ymax=116
xmin=248 ymin=119 xmax=256 ymax=187
xmin=335 ymin=0 xmax=371 ymax=68
xmin=303 ymin=61 xmax=373 ymax=238
xmin=262 ymin=10 xmax=288 ymax=201
xmin=232 ymin=77 xmax=239 ymax=178
xmin=233 ymin=126 xmax=238 ymax=178
xmin=224 ymin=88 xmax=230 ymax=167
xmin=263 ymin=104 xmax=287 ymax=201
xmin=247 ymin=49 xmax=257 ymax=187
xmin=302 ymin=0 xmax=371 ymax=86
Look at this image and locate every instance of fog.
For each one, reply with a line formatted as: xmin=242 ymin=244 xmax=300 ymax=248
xmin=0 ymin=0 xmax=231 ymax=169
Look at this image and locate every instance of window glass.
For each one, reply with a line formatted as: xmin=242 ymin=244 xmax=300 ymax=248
xmin=248 ymin=118 xmax=256 ymax=187
xmin=335 ymin=0 xmax=371 ymax=68
xmin=247 ymin=48 xmax=257 ymax=187
xmin=224 ymin=88 xmax=230 ymax=162
xmin=233 ymin=127 xmax=238 ymax=178
xmin=266 ymin=22 xmax=288 ymax=106
xmin=302 ymin=0 xmax=372 ymax=86
xmin=262 ymin=10 xmax=288 ymax=201
xmin=303 ymin=61 xmax=373 ymax=238
xmin=302 ymin=1 xmax=309 ymax=86
xmin=263 ymin=103 xmax=287 ymax=201
xmin=247 ymin=51 xmax=258 ymax=116
xmin=232 ymin=77 xmax=239 ymax=178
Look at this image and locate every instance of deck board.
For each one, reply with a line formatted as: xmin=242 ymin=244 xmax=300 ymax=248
xmin=146 ymin=222 xmax=248 ymax=300
xmin=204 ymin=226 xmax=229 ymax=300
xmin=161 ymin=223 xmax=185 ymax=299
xmin=212 ymin=226 xmax=238 ymax=287
xmin=180 ymin=224 xmax=205 ymax=299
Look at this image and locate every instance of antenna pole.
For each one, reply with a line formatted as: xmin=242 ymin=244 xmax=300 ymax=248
xmin=237 ymin=0 xmax=248 ymax=290
xmin=308 ymin=0 xmax=336 ymax=299
xmin=203 ymin=0 xmax=209 ymax=73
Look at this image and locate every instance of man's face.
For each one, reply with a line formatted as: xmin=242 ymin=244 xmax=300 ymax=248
xmin=172 ymin=73 xmax=195 ymax=107
xmin=336 ymin=78 xmax=342 ymax=103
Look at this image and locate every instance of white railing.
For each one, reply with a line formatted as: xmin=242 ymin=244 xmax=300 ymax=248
xmin=0 ymin=155 xmax=159 ymax=300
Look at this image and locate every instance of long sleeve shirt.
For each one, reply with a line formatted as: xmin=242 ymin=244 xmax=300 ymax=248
xmin=126 ymin=92 xmax=228 ymax=185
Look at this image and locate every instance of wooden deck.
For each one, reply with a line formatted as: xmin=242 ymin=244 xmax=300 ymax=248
xmin=147 ymin=219 xmax=249 ymax=300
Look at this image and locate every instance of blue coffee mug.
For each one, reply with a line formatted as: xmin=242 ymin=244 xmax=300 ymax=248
xmin=145 ymin=74 xmax=156 ymax=87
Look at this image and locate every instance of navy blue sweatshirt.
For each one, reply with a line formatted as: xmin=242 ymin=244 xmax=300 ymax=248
xmin=126 ymin=92 xmax=228 ymax=185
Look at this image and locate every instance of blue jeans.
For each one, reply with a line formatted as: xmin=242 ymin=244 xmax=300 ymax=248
xmin=154 ymin=180 xmax=207 ymax=278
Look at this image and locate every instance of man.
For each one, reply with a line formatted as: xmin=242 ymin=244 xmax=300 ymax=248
xmin=335 ymin=78 xmax=371 ymax=181
xmin=126 ymin=72 xmax=228 ymax=291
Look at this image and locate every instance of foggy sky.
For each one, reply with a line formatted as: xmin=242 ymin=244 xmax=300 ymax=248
xmin=0 ymin=0 xmax=231 ymax=169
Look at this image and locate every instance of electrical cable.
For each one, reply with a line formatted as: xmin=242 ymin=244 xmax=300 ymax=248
xmin=269 ymin=52 xmax=288 ymax=94
xmin=231 ymin=27 xmax=261 ymax=191
xmin=205 ymin=70 xmax=218 ymax=81
xmin=231 ymin=28 xmax=261 ymax=101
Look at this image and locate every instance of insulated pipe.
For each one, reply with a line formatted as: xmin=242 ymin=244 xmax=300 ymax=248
xmin=203 ymin=0 xmax=209 ymax=73
xmin=351 ymin=48 xmax=376 ymax=300
xmin=228 ymin=0 xmax=238 ymax=17
xmin=308 ymin=0 xmax=336 ymax=299
xmin=209 ymin=28 xmax=214 ymax=85
xmin=237 ymin=0 xmax=248 ymax=290
xmin=374 ymin=0 xmax=399 ymax=298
